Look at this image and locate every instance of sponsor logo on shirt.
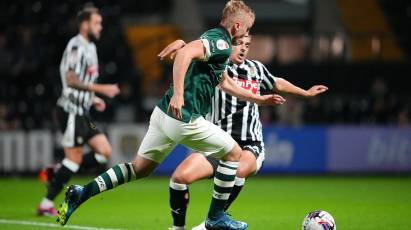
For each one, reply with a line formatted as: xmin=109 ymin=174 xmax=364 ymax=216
xmin=86 ymin=65 xmax=98 ymax=77
xmin=216 ymin=39 xmax=229 ymax=50
xmin=233 ymin=78 xmax=259 ymax=94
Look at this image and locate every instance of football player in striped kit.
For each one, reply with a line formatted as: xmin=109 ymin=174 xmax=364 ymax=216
xmin=37 ymin=5 xmax=120 ymax=216
xmin=159 ymin=34 xmax=328 ymax=230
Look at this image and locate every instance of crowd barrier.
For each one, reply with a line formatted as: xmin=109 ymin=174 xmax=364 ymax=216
xmin=1 ymin=125 xmax=410 ymax=174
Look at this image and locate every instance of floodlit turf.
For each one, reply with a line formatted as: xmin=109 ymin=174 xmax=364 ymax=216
xmin=0 ymin=176 xmax=410 ymax=229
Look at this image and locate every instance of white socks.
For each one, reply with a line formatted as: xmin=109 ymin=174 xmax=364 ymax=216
xmin=40 ymin=197 xmax=54 ymax=209
xmin=169 ymin=180 xmax=188 ymax=191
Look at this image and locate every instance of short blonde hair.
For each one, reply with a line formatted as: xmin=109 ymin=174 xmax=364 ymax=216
xmin=221 ymin=0 xmax=255 ymax=27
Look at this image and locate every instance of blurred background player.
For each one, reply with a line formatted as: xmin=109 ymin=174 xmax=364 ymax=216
xmin=37 ymin=4 xmax=120 ymax=216
xmin=160 ymin=34 xmax=328 ymax=230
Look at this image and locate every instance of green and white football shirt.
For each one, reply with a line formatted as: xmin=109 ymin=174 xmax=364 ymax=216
xmin=158 ymin=26 xmax=232 ymax=123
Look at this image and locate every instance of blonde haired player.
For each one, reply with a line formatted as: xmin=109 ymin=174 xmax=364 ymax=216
xmin=57 ymin=1 xmax=284 ymax=229
xmin=160 ymin=34 xmax=328 ymax=230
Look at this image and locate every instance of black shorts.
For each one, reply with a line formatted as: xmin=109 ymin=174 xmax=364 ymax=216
xmin=57 ymin=107 xmax=102 ymax=147
xmin=206 ymin=140 xmax=265 ymax=176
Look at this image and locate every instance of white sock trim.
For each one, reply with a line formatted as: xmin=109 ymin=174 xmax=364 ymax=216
xmin=119 ymin=164 xmax=128 ymax=179
xmin=127 ymin=162 xmax=136 ymax=179
xmin=40 ymin=198 xmax=54 ymax=209
xmin=214 ymin=178 xmax=236 ymax=188
xmin=169 ymin=180 xmax=188 ymax=191
xmin=216 ymin=166 xmax=236 ymax=176
xmin=94 ymin=153 xmax=108 ymax=164
xmin=62 ymin=158 xmax=80 ymax=172
xmin=234 ymin=177 xmax=245 ymax=186
xmin=219 ymin=160 xmax=240 ymax=168
xmin=107 ymin=168 xmax=118 ymax=187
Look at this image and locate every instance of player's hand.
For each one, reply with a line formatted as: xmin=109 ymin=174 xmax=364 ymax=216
xmin=158 ymin=40 xmax=186 ymax=61
xmin=256 ymin=94 xmax=286 ymax=106
xmin=99 ymin=84 xmax=120 ymax=98
xmin=93 ymin=96 xmax=106 ymax=112
xmin=306 ymin=85 xmax=328 ymax=97
xmin=167 ymin=94 xmax=184 ymax=120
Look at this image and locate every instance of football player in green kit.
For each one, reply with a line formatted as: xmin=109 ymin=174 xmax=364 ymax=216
xmin=57 ymin=1 xmax=285 ymax=229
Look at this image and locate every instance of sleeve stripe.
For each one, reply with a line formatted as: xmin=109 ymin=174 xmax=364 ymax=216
xmin=252 ymin=60 xmax=277 ymax=91
xmin=201 ymin=39 xmax=211 ymax=61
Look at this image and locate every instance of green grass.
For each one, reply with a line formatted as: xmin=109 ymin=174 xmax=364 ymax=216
xmin=0 ymin=176 xmax=411 ymax=229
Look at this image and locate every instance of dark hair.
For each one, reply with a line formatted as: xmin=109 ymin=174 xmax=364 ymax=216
xmin=76 ymin=4 xmax=100 ymax=26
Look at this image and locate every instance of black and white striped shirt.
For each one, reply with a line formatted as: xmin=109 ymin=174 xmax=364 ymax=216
xmin=57 ymin=34 xmax=99 ymax=115
xmin=208 ymin=59 xmax=277 ymax=142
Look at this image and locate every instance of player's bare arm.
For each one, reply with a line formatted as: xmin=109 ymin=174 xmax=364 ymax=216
xmin=92 ymin=96 xmax=106 ymax=112
xmin=168 ymin=40 xmax=205 ymax=119
xmin=65 ymin=70 xmax=120 ymax=98
xmin=219 ymin=71 xmax=286 ymax=106
xmin=274 ymin=77 xmax=328 ymax=97
xmin=158 ymin=41 xmax=285 ymax=106
xmin=158 ymin=39 xmax=186 ymax=60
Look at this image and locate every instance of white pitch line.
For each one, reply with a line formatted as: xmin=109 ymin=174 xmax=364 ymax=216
xmin=0 ymin=219 xmax=124 ymax=230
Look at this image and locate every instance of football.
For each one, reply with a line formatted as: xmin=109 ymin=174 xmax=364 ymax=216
xmin=302 ymin=210 xmax=336 ymax=230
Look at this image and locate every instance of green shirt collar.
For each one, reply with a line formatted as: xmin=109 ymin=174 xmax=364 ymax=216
xmin=217 ymin=25 xmax=231 ymax=40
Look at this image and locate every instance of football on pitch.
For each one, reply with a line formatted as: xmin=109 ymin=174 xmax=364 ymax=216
xmin=302 ymin=210 xmax=336 ymax=230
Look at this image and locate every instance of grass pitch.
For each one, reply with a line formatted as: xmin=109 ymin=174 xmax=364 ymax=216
xmin=0 ymin=176 xmax=410 ymax=229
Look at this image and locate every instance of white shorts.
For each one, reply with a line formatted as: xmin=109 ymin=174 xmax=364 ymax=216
xmin=137 ymin=107 xmax=236 ymax=163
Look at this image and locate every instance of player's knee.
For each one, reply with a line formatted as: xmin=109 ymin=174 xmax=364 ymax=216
xmin=65 ymin=149 xmax=83 ymax=165
xmin=132 ymin=163 xmax=150 ymax=179
xmin=223 ymin=144 xmax=242 ymax=162
xmin=236 ymin=166 xmax=253 ymax=178
xmin=171 ymin=170 xmax=194 ymax=185
xmin=66 ymin=154 xmax=83 ymax=165
xmin=236 ymin=152 xmax=257 ymax=177
xmin=131 ymin=157 xmax=158 ymax=179
xmin=90 ymin=135 xmax=112 ymax=159
xmin=101 ymin=146 xmax=112 ymax=158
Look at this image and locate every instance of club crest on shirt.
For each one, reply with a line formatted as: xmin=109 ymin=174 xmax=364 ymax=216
xmin=216 ymin=39 xmax=229 ymax=50
xmin=249 ymin=66 xmax=257 ymax=77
